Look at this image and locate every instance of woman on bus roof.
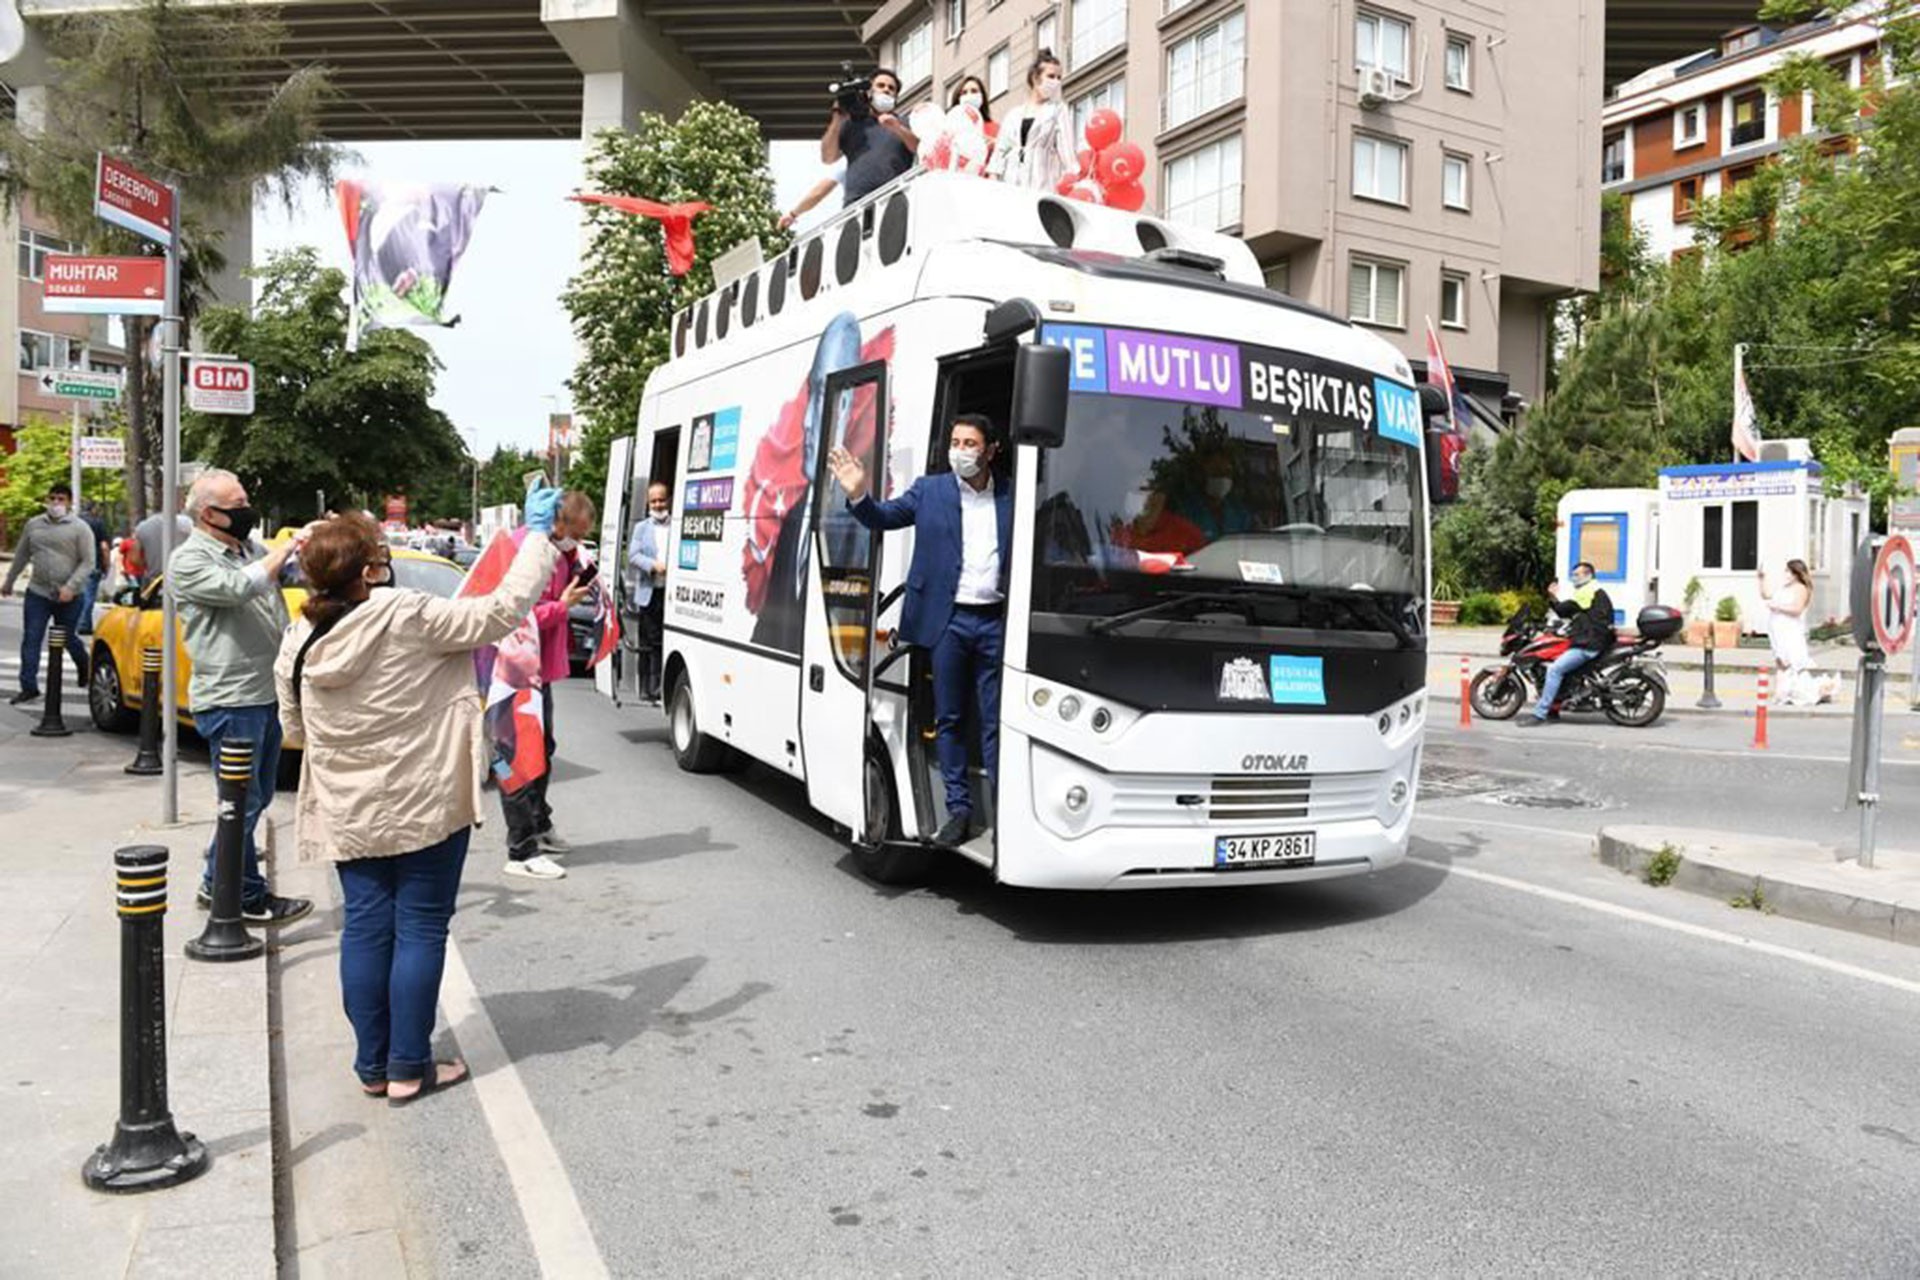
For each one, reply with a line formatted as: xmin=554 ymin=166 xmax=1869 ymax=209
xmin=951 ymin=73 xmax=993 ymax=124
xmin=987 ymin=50 xmax=1078 ymax=192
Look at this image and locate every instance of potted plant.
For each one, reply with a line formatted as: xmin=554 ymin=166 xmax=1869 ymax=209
xmin=1713 ymin=595 xmax=1742 ymax=649
xmin=1430 ymin=566 xmax=1464 ymax=626
xmin=1682 ymin=576 xmax=1710 ymax=647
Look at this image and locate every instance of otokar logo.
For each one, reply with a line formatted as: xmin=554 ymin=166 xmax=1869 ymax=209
xmin=1218 ymin=656 xmax=1270 ymax=702
xmin=1241 ymin=753 xmax=1310 ymax=773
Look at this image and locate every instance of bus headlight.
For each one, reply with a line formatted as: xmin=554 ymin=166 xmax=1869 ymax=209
xmin=1058 ymin=695 xmax=1083 ymax=722
xmin=1377 ymin=713 xmax=1392 ymax=736
xmin=1064 ymin=785 xmax=1089 ymax=813
xmin=1090 ymin=707 xmax=1112 ymax=733
xmin=1032 ymin=687 xmax=1052 ymax=708
xmin=1389 ymin=778 xmax=1409 ymax=808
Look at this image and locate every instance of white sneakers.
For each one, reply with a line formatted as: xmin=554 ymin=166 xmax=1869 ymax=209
xmin=503 ymin=854 xmax=567 ymax=881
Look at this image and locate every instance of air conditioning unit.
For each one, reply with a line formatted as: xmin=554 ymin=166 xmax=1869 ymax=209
xmin=1757 ymin=438 xmax=1812 ymax=462
xmin=1357 ymin=65 xmax=1397 ymax=108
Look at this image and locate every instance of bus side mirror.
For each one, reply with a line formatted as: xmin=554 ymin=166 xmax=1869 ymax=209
xmin=1012 ymin=343 xmax=1071 ymax=449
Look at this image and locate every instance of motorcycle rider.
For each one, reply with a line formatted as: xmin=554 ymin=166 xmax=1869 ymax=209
xmin=1517 ymin=560 xmax=1614 ymax=727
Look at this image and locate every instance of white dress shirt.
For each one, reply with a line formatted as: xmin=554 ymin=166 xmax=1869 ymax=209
xmin=954 ymin=475 xmax=1002 ymax=605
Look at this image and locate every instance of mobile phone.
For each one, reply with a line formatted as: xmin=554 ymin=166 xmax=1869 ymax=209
xmin=523 ymin=469 xmax=547 ymax=495
xmin=573 ymin=560 xmax=599 ymax=588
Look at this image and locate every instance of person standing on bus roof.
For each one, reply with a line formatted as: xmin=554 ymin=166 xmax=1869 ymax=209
xmin=829 ymin=414 xmax=1012 ymax=847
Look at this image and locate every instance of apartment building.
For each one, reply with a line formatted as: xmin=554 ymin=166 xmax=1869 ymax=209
xmin=1602 ymin=8 xmax=1881 ymax=265
xmin=1 ymin=199 xmax=127 ymax=455
xmin=860 ymin=0 xmax=1602 ymax=423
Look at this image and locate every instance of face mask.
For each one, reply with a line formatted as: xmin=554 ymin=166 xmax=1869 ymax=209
xmin=1039 ymin=79 xmax=1063 ymax=102
xmin=960 ymin=91 xmax=984 ymax=110
xmin=871 ymin=92 xmax=896 ymax=113
xmin=211 ymin=504 xmax=259 ymax=542
xmin=1206 ymin=477 xmax=1234 ymax=499
xmin=650 ymin=507 xmax=670 ymax=524
xmin=949 ymin=448 xmax=983 ymax=479
xmin=555 ymin=536 xmax=579 ymax=552
xmin=45 ymin=501 xmax=68 ymax=520
xmin=1571 ymin=570 xmax=1594 ymax=589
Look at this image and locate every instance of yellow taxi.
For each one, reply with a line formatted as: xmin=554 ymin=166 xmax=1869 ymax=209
xmin=87 ymin=536 xmax=466 ymax=733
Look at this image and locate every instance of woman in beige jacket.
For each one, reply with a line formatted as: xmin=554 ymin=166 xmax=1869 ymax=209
xmin=275 ymin=493 xmax=559 ymax=1105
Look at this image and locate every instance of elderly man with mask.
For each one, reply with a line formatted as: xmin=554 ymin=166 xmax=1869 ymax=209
xmin=170 ymin=469 xmax=313 ymax=924
xmin=2 ymin=482 xmax=94 ymax=704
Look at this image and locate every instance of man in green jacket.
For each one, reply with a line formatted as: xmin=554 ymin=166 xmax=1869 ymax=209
xmin=171 ymin=469 xmax=312 ymax=925
xmin=2 ymin=482 xmax=94 ymax=704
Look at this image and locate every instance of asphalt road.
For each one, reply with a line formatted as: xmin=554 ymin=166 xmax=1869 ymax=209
xmin=11 ymin=596 xmax=1916 ymax=1276
xmin=365 ymin=679 xmax=1920 ymax=1278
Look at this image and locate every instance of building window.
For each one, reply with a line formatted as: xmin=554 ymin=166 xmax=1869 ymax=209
xmin=1036 ymin=11 xmax=1058 ymax=58
xmin=1356 ymin=9 xmax=1412 ymax=82
xmin=1722 ymin=27 xmax=1761 ymax=56
xmin=946 ymin=0 xmax=965 ymax=39
xmin=1444 ymin=35 xmax=1471 ymax=91
xmin=1674 ymin=102 xmax=1706 ymax=148
xmin=1348 ymin=256 xmax=1404 ymax=328
xmin=1162 ymin=133 xmax=1243 ymax=231
xmin=1673 ymin=176 xmax=1701 ymax=221
xmin=1264 ymin=258 xmax=1291 ymax=295
xmin=1702 ymin=505 xmax=1725 ymax=569
xmin=87 ymin=356 xmax=124 ymax=377
xmin=1353 ymin=132 xmax=1409 ymax=205
xmin=1072 ymin=78 xmax=1127 ymax=145
xmin=1442 ymin=151 xmax=1471 ymax=210
xmin=1730 ymin=499 xmax=1759 ymax=571
xmin=17 ymin=228 xmax=77 ymax=282
xmin=1601 ymin=130 xmax=1627 ymax=183
xmin=897 ymin=19 xmax=933 ymax=88
xmin=1723 ymin=162 xmax=1758 ymax=193
xmin=1070 ymin=0 xmax=1127 ymax=69
xmin=1440 ymin=270 xmax=1468 ymax=329
xmin=18 ymin=329 xmax=81 ymax=373
xmin=1728 ymin=87 xmax=1767 ymax=147
xmin=1165 ymin=10 xmax=1245 ymax=129
xmin=987 ymin=45 xmax=1011 ymax=98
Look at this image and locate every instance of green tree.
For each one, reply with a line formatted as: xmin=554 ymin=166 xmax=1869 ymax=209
xmin=0 ymin=419 xmax=127 ymax=531
xmin=0 ymin=0 xmax=340 ymax=520
xmin=185 ymin=248 xmax=470 ymax=526
xmin=478 ymin=445 xmax=551 ymax=508
xmin=562 ymin=101 xmax=786 ymax=502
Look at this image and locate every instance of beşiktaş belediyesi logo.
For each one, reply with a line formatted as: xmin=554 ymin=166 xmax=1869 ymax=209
xmin=1218 ymin=656 xmax=1270 ymax=702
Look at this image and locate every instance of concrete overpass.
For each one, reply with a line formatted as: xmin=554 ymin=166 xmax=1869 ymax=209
xmin=3 ymin=1 xmax=1771 ymax=148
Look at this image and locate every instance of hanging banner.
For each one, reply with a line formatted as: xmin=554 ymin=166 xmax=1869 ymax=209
xmin=337 ymin=180 xmax=488 ymax=335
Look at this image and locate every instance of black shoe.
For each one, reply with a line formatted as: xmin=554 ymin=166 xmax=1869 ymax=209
xmin=9 ymin=688 xmax=39 ymax=705
xmin=71 ymin=656 xmax=89 ymax=688
xmin=933 ymin=814 xmax=972 ymax=847
xmin=1515 ymin=715 xmax=1549 ymax=728
xmin=242 ymin=894 xmax=313 ymax=925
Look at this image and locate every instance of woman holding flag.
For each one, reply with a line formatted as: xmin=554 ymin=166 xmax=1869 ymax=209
xmin=274 ymin=488 xmax=562 ymax=1106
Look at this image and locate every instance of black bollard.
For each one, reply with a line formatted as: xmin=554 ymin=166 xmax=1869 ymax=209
xmin=31 ymin=624 xmax=73 ymax=737
xmin=1697 ymin=623 xmax=1723 ymax=710
xmin=125 ymin=648 xmax=164 ymax=776
xmin=184 ymin=738 xmax=263 ymax=963
xmin=82 ymin=845 xmax=210 ymax=1193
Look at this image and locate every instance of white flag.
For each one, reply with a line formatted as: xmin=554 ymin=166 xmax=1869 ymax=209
xmin=1731 ymin=364 xmax=1761 ymax=461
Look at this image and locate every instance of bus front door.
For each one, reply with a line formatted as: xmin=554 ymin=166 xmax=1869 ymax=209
xmin=799 ymin=361 xmax=889 ymax=834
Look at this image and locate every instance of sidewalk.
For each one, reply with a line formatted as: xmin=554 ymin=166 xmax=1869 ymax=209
xmin=0 ymin=698 xmax=282 ymax=1278
xmin=1597 ymin=825 xmax=1920 ymax=947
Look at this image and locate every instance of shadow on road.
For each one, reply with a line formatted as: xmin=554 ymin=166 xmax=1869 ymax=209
xmin=471 ymin=955 xmax=774 ymax=1067
xmin=558 ymin=825 xmax=737 ymax=869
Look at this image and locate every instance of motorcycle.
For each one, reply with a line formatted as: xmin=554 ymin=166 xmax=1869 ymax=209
xmin=1469 ymin=604 xmax=1683 ymax=728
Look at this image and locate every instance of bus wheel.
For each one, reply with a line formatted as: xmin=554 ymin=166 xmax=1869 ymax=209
xmin=669 ymin=670 xmax=730 ymax=773
xmin=852 ymin=745 xmax=930 ymax=885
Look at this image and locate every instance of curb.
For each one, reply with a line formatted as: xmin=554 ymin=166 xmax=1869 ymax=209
xmin=1595 ymin=825 xmax=1920 ymax=948
xmin=1426 ymin=684 xmax=1861 ymax=720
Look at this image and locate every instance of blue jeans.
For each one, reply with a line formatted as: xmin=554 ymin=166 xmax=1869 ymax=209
xmin=336 ymin=828 xmax=471 ymax=1085
xmin=192 ymin=703 xmax=283 ymax=905
xmin=930 ymin=606 xmax=1004 ymax=816
xmin=79 ymin=571 xmax=102 ymax=634
xmin=1532 ymin=647 xmax=1600 ymax=720
xmin=18 ymin=589 xmax=87 ymax=695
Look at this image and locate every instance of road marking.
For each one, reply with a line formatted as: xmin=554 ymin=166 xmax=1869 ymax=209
xmin=1416 ymin=812 xmax=1596 ymax=841
xmin=1406 ymin=853 xmax=1920 ymax=998
xmin=438 ymin=938 xmax=611 ymax=1279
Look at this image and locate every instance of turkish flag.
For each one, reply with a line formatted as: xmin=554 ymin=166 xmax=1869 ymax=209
xmin=570 ymin=193 xmax=711 ymax=276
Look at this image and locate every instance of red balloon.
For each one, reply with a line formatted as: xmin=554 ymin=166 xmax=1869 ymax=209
xmin=1055 ymin=176 xmax=1079 ymax=196
xmin=1076 ymin=147 xmax=1095 ymax=179
xmin=1105 ymin=141 xmax=1146 ymax=187
xmin=1065 ymin=182 xmax=1103 ymax=204
xmin=1102 ymin=179 xmax=1146 ymax=212
xmin=1084 ymin=108 xmax=1123 ymax=152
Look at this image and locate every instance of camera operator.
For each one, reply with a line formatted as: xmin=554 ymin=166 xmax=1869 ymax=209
xmin=820 ymin=67 xmax=917 ymax=208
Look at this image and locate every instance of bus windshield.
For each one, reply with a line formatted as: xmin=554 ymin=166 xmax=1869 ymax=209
xmin=1032 ymin=392 xmax=1426 ymax=647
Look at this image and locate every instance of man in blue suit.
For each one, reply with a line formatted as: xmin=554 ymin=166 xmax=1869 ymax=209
xmin=829 ymin=414 xmax=1012 ymax=847
xmin=624 ymin=482 xmax=671 ymax=702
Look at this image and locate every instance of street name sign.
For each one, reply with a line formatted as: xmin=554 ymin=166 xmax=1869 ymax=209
xmin=186 ymin=359 xmax=255 ymax=415
xmin=78 ymin=435 xmax=125 ymax=469
xmin=35 ymin=368 xmax=121 ymax=402
xmin=40 ymin=254 xmax=165 ymax=317
xmin=95 ymin=155 xmax=175 ymax=246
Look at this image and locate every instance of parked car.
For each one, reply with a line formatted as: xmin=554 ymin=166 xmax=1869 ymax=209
xmin=88 ymin=541 xmax=465 ymax=784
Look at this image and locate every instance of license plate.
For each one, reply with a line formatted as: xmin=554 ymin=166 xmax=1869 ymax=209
xmin=1214 ymin=831 xmax=1317 ymax=868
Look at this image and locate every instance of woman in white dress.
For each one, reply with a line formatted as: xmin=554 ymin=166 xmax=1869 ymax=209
xmin=986 ymin=50 xmax=1080 ymax=193
xmin=1759 ymin=558 xmax=1816 ymax=704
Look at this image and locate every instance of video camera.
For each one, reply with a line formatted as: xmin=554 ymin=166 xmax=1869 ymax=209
xmin=829 ymin=61 xmax=873 ymax=114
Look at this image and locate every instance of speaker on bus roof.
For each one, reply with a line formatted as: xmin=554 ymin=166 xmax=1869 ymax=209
xmin=716 ymin=282 xmax=735 ymax=340
xmin=879 ymin=192 xmax=910 ymax=265
xmin=1036 ymin=198 xmax=1077 ymax=249
xmin=800 ymin=238 xmax=824 ymax=300
xmin=694 ymin=298 xmax=710 ymax=348
xmin=673 ymin=310 xmax=690 ymax=357
xmin=741 ymin=272 xmax=760 ymax=326
xmin=1135 ymin=220 xmax=1171 ymax=254
xmin=835 ymin=219 xmax=861 ymax=286
xmin=767 ymin=259 xmax=787 ymax=315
